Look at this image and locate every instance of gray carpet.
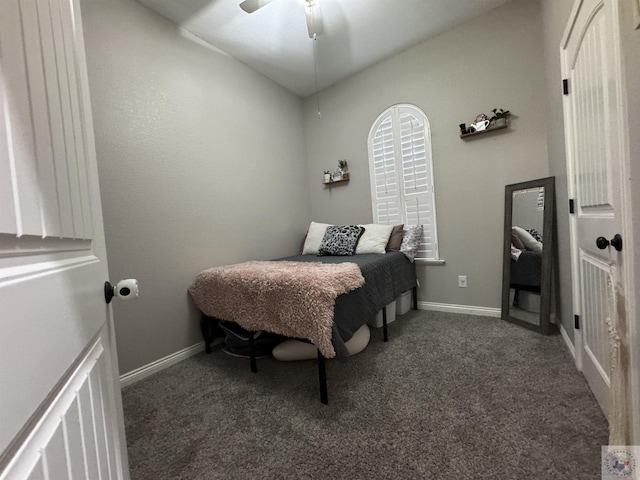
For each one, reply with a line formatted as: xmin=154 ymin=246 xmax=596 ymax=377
xmin=122 ymin=311 xmax=608 ymax=479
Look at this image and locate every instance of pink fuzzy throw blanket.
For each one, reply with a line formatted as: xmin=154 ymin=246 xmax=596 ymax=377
xmin=188 ymin=261 xmax=365 ymax=358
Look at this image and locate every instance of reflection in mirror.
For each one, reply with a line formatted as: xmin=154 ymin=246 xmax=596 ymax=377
xmin=502 ymin=177 xmax=555 ymax=334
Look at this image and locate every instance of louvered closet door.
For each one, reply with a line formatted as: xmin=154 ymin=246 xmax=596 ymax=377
xmin=0 ymin=0 xmax=129 ymax=477
xmin=561 ymin=0 xmax=626 ymax=418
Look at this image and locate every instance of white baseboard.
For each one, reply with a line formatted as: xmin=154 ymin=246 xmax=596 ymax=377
xmin=559 ymin=321 xmax=576 ymax=360
xmin=120 ymin=341 xmax=214 ymax=388
xmin=418 ymin=301 xmax=502 ymax=318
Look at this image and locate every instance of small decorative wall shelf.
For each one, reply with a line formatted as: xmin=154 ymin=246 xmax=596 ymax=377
xmin=460 ymin=109 xmax=511 ymax=139
xmin=324 ymin=160 xmax=349 ymax=185
xmin=460 ymin=122 xmax=508 ymax=139
xmin=323 ymin=177 xmax=349 ymax=186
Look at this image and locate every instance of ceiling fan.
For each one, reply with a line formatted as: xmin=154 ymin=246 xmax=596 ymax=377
xmin=239 ymin=0 xmax=324 ymax=38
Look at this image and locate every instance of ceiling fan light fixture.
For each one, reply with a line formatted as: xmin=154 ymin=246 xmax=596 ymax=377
xmin=240 ymin=0 xmax=324 ymax=39
xmin=305 ymin=0 xmax=323 ymax=38
xmin=239 ymin=0 xmax=273 ymax=14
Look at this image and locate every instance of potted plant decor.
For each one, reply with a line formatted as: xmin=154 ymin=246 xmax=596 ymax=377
xmin=489 ymin=108 xmax=512 ymax=128
xmin=323 ymin=170 xmax=331 ymax=183
xmin=338 ymin=160 xmax=349 ymax=180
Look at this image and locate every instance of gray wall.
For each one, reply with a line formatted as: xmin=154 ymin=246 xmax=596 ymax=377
xmin=303 ymin=0 xmax=549 ymax=310
xmin=81 ymin=0 xmax=636 ymax=376
xmin=81 ymin=0 xmax=310 ymax=374
xmin=540 ymin=0 xmax=575 ymax=342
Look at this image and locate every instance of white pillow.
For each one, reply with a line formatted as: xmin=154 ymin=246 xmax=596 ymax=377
xmin=302 ymin=222 xmax=332 ymax=255
xmin=272 ymin=324 xmax=371 ymax=361
xmin=512 ymin=226 xmax=542 ymax=253
xmin=355 ymin=224 xmax=394 ymax=254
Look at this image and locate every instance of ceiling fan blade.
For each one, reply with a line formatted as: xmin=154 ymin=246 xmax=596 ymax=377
xmin=305 ymin=1 xmax=323 ymax=38
xmin=239 ymin=0 xmax=273 ymax=14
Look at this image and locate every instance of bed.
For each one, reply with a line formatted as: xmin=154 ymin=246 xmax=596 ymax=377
xmin=510 ymin=226 xmax=543 ymax=311
xmin=189 ymin=223 xmax=420 ymax=404
xmin=510 ymin=250 xmax=542 ymax=292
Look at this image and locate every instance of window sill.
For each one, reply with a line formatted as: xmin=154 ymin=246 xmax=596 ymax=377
xmin=415 ymin=258 xmax=446 ymax=265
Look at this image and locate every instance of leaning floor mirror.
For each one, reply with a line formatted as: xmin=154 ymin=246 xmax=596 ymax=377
xmin=502 ymin=177 xmax=555 ymax=334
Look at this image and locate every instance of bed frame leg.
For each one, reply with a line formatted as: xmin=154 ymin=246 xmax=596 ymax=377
xmin=249 ymin=332 xmax=257 ymax=373
xmin=412 ymin=286 xmax=418 ymax=310
xmin=317 ymin=350 xmax=328 ymax=405
xmin=200 ymin=314 xmax=213 ymax=354
xmin=382 ymin=307 xmax=388 ymax=342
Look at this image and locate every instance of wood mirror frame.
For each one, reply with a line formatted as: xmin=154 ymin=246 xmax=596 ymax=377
xmin=501 ymin=177 xmax=555 ymax=334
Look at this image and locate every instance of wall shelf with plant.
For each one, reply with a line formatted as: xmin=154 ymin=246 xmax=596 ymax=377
xmin=459 ymin=108 xmax=512 ymax=139
xmin=460 ymin=123 xmax=509 ymax=138
xmin=323 ymin=178 xmax=349 ymax=186
xmin=322 ymin=160 xmax=350 ymax=185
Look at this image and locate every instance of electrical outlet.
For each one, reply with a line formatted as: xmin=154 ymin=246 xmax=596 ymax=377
xmin=458 ymin=275 xmax=468 ymax=288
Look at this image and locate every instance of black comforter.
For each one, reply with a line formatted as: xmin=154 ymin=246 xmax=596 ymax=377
xmin=510 ymin=250 xmax=542 ymax=290
xmin=277 ymin=252 xmax=417 ymax=358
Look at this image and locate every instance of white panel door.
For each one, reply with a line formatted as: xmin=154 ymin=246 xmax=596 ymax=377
xmin=0 ymin=0 xmax=129 ymax=478
xmin=561 ymin=0 xmax=627 ymax=418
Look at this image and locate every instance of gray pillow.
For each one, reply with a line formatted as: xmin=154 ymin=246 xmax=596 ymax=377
xmin=317 ymin=225 xmax=365 ymax=256
xmin=400 ymin=225 xmax=423 ymax=262
xmin=386 ymin=224 xmax=404 ymax=252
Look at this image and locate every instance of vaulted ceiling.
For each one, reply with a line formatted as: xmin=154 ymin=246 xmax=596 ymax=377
xmin=137 ymin=0 xmax=513 ymax=97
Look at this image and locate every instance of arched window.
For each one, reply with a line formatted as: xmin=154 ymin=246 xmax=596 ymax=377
xmin=367 ymin=104 xmax=439 ymax=261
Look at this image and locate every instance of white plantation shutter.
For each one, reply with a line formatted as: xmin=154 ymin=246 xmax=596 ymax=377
xmin=368 ymin=104 xmax=439 ymax=260
xmin=370 ymin=112 xmax=402 ymax=225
